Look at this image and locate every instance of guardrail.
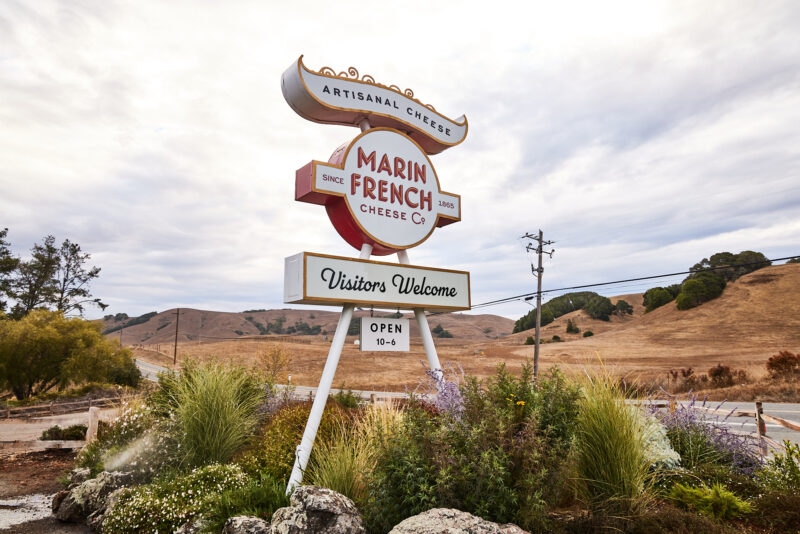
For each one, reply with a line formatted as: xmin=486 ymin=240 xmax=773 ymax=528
xmin=3 ymin=396 xmax=122 ymax=419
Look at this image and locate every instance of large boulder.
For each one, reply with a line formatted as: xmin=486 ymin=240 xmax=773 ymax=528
xmin=271 ymin=486 xmax=364 ymax=534
xmin=223 ymin=515 xmax=272 ymax=534
xmin=52 ymin=471 xmax=134 ymax=523
xmin=388 ymin=508 xmax=530 ymax=534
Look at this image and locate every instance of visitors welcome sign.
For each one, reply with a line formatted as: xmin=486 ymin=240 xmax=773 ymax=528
xmin=284 ymin=252 xmax=470 ymax=311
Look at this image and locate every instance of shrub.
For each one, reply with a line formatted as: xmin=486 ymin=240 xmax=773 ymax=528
xmin=40 ymin=424 xmax=87 ymax=440
xmin=572 ymin=374 xmax=659 ymax=518
xmin=332 ymin=387 xmax=361 ymax=409
xmin=201 ymin=473 xmax=288 ymax=533
xmin=565 ymin=319 xmax=579 ymax=334
xmin=750 ymin=491 xmax=800 ymax=533
xmin=760 ymin=440 xmax=800 ymax=492
xmin=551 ymin=335 xmax=562 ymax=342
xmin=668 ymin=482 xmax=752 ymax=519
xmin=365 ymin=364 xmax=577 ymax=533
xmin=583 ymin=330 xmax=593 ymax=338
xmin=150 ymin=360 xmax=266 ymax=467
xmin=657 ymin=399 xmax=761 ymax=474
xmin=432 ymin=324 xmax=453 ymax=338
xmin=102 ymin=463 xmax=248 ymax=534
xmin=676 ymin=272 xmax=726 ymax=310
xmin=524 ymin=336 xmax=534 ymax=345
xmin=307 ymin=421 xmax=376 ymax=509
xmin=766 ymin=350 xmax=800 ymax=378
xmin=707 ymin=364 xmax=733 ymax=388
xmin=238 ymin=400 xmax=346 ymax=482
xmin=623 ymin=501 xmax=731 ymax=534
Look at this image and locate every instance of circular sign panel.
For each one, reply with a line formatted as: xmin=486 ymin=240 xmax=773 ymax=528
xmin=295 ymin=128 xmax=460 ymax=255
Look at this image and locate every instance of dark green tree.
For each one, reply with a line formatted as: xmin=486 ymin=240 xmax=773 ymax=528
xmin=566 ymin=319 xmax=580 ymax=334
xmin=52 ymin=239 xmax=106 ymax=316
xmin=691 ymin=250 xmax=771 ymax=281
xmin=584 ymin=295 xmax=614 ymax=321
xmin=10 ymin=235 xmax=59 ymax=318
xmin=614 ymin=299 xmax=633 ymax=315
xmin=0 ymin=228 xmax=19 ymax=313
xmin=787 ymin=257 xmax=800 ymax=264
xmin=676 ymin=271 xmax=726 ymax=310
xmin=643 ymin=287 xmax=674 ymax=312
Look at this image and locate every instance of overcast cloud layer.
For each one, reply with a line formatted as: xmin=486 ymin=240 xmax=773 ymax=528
xmin=2 ymin=1 xmax=799 ymax=320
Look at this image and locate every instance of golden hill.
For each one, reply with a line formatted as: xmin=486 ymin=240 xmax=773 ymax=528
xmin=128 ymin=263 xmax=800 ymax=391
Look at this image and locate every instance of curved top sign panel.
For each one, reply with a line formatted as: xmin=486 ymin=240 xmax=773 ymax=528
xmin=281 ymin=56 xmax=468 ymax=155
xmin=295 ymin=128 xmax=460 ymax=256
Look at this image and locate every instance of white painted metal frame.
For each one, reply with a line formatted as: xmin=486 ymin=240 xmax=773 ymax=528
xmin=286 ymin=119 xmax=444 ymax=494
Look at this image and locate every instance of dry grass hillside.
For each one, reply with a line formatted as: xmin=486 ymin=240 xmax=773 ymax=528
xmin=128 ymin=263 xmax=800 ymax=391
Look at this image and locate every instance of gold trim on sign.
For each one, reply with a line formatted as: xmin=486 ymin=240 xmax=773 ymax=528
xmin=316 ymin=60 xmax=436 ymax=113
xmin=295 ymin=56 xmax=469 ymax=147
xmin=308 ymin=127 xmax=461 ymax=251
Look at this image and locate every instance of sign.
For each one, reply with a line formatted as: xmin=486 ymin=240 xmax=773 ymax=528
xmin=296 ymin=128 xmax=460 ymax=255
xmin=284 ymin=252 xmax=470 ymax=311
xmin=282 ymin=56 xmax=468 ymax=155
xmin=360 ymin=317 xmax=410 ymax=352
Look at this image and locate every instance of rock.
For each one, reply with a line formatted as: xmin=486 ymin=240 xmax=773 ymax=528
xmin=388 ymin=508 xmax=530 ymax=534
xmin=86 ymin=487 xmax=127 ymax=532
xmin=223 ymin=515 xmax=272 ymax=534
xmin=53 ymin=471 xmax=134 ymax=523
xmin=176 ymin=518 xmax=207 ymax=533
xmin=51 ymin=490 xmax=69 ymax=513
xmin=271 ymin=486 xmax=365 ymax=534
xmin=69 ymin=467 xmax=92 ymax=485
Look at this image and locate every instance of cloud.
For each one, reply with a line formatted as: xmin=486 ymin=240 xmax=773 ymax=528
xmin=1 ymin=0 xmax=799 ymax=322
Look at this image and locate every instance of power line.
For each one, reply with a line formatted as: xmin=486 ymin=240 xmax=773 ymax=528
xmin=468 ymin=255 xmax=800 ymax=311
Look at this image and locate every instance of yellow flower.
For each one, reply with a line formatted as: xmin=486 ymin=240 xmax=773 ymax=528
xmin=516 ymin=400 xmax=525 ymax=406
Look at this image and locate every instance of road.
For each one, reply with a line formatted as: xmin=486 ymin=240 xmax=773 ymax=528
xmin=134 ymin=360 xmax=799 ymax=446
xmin=0 ymin=408 xmax=119 ymax=443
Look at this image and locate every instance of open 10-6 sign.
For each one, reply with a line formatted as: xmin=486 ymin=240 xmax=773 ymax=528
xmin=280 ymin=56 xmax=469 ymax=493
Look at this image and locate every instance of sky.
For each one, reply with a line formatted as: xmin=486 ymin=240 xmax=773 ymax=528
xmin=2 ymin=1 xmax=799 ymax=321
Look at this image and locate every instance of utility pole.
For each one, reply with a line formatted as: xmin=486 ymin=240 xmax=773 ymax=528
xmin=521 ymin=230 xmax=555 ymax=377
xmin=173 ymin=308 xmax=181 ymax=366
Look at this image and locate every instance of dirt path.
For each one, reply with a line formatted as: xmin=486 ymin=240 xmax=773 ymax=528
xmin=0 ymin=450 xmax=89 ymax=533
xmin=0 ymin=409 xmax=119 ymax=443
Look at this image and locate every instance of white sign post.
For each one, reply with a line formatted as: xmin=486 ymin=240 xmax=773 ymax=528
xmin=360 ymin=317 xmax=410 ymax=352
xmin=282 ymin=58 xmax=468 ymax=494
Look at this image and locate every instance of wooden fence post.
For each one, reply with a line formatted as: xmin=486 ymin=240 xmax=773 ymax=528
xmin=755 ymin=401 xmax=767 ymax=455
xmin=86 ymin=407 xmax=100 ymax=443
xmin=669 ymin=398 xmax=676 ymax=414
xmin=370 ymin=393 xmax=376 ymax=405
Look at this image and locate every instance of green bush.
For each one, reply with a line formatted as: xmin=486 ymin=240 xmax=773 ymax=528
xmin=40 ymin=424 xmax=87 ymax=440
xmin=332 ymin=387 xmax=361 ymax=409
xmin=432 ymin=324 xmax=453 ymax=338
xmin=365 ymin=364 xmax=578 ymax=533
xmin=760 ymin=440 xmax=800 ymax=492
xmin=150 ymin=360 xmax=265 ymax=467
xmin=614 ymin=299 xmax=633 ymax=315
xmin=201 ymin=473 xmax=288 ymax=533
xmin=238 ymin=400 xmax=346 ymax=483
xmin=582 ymin=331 xmax=593 ymax=338
xmin=565 ymin=319 xmax=579 ymax=334
xmin=676 ymin=272 xmax=726 ymax=310
xmin=572 ymin=375 xmax=659 ymax=518
xmin=102 ymin=463 xmax=249 ymax=534
xmin=524 ymin=336 xmax=534 ymax=345
xmin=551 ymin=335 xmax=562 ymax=342
xmin=668 ymin=482 xmax=752 ymax=519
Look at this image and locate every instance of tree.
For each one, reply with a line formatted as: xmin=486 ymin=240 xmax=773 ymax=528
xmin=691 ymin=250 xmax=771 ymax=282
xmin=10 ymin=235 xmax=59 ymax=318
xmin=614 ymin=299 xmax=633 ymax=316
xmin=584 ymin=295 xmax=614 ymax=321
xmin=51 ymin=239 xmax=106 ymax=315
xmin=0 ymin=310 xmax=140 ymax=399
xmin=788 ymin=257 xmax=800 ymax=264
xmin=432 ymin=323 xmax=453 ymax=338
xmin=643 ymin=287 xmax=674 ymax=313
xmin=676 ymin=271 xmax=726 ymax=310
xmin=566 ymin=319 xmax=580 ymax=334
xmin=0 ymin=228 xmax=19 ymax=313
